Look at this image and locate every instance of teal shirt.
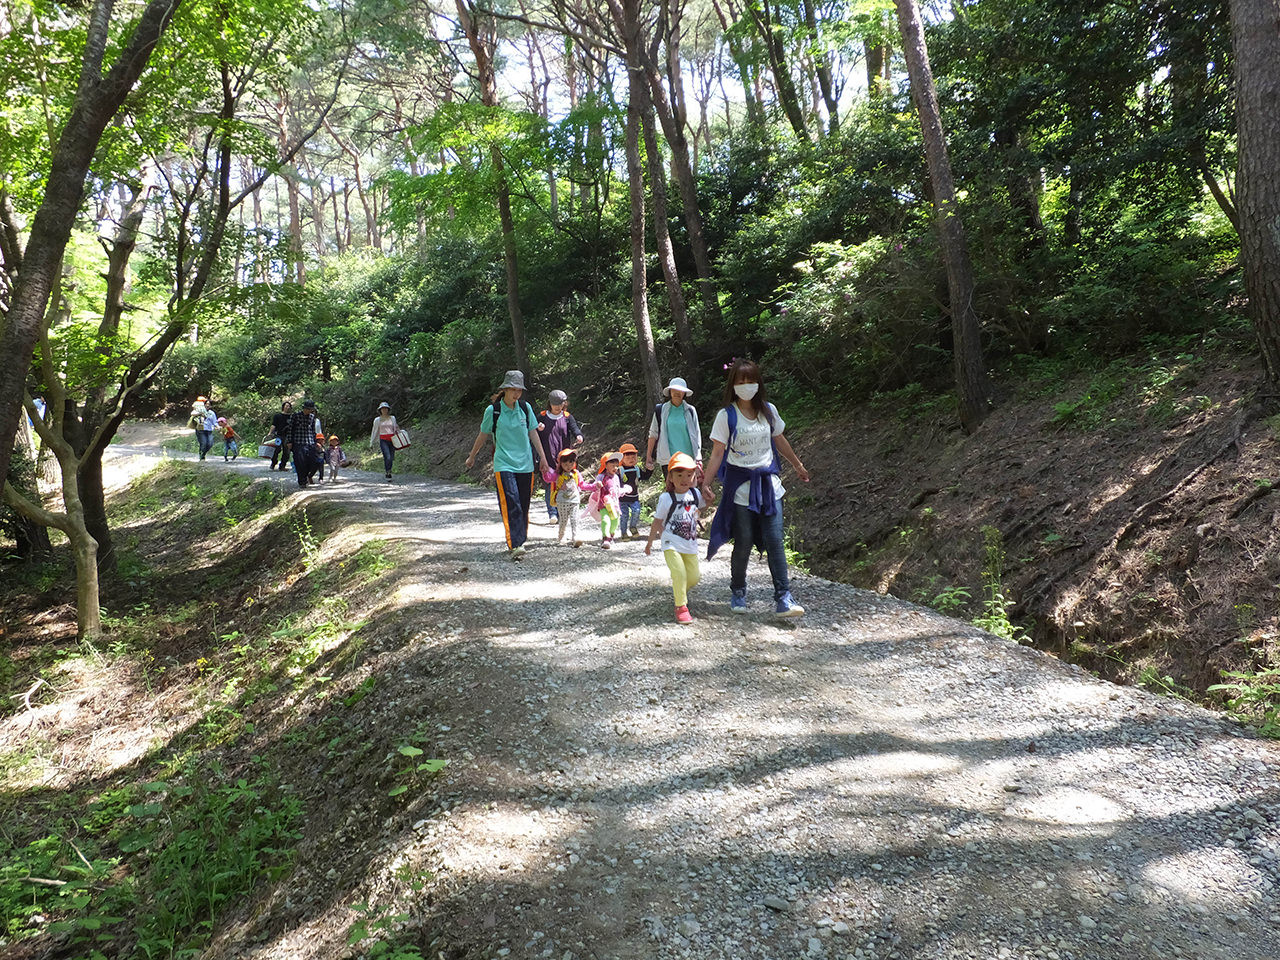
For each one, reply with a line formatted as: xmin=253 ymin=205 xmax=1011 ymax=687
xmin=480 ymin=400 xmax=538 ymax=473
xmin=666 ymin=405 xmax=696 ymax=459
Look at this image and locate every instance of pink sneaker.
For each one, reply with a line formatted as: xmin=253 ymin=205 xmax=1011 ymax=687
xmin=675 ymin=605 xmax=693 ymax=624
xmin=601 ymin=539 xmax=611 ymax=550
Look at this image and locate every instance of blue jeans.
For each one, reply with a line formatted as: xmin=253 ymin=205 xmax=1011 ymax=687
xmin=730 ymin=502 xmax=790 ymax=600
xmin=379 ymin=438 xmax=395 ymax=475
xmin=195 ymin=430 xmax=213 ymax=458
xmin=620 ymin=500 xmax=641 ymax=531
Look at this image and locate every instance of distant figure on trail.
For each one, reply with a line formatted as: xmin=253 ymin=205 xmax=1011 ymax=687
xmin=465 ymin=370 xmax=552 ymax=560
xmin=645 ymin=452 xmax=704 ymax=624
xmin=646 ymin=377 xmax=702 ymax=479
xmin=587 ymin=451 xmax=631 ymax=549
xmin=701 ymin=358 xmax=810 ymax=618
xmin=217 ymin=417 xmax=239 ymax=461
xmin=268 ymin=400 xmax=293 ymax=471
xmin=535 ymin=389 xmax=583 ymax=524
xmin=550 ymin=448 xmax=592 ymax=548
xmin=617 ymin=442 xmax=649 ymax=539
xmin=370 ymin=402 xmax=401 ymax=482
xmin=286 ymin=399 xmax=323 ymax=488
xmin=325 ymin=435 xmax=347 ymax=483
xmin=189 ymin=396 xmax=216 ymax=460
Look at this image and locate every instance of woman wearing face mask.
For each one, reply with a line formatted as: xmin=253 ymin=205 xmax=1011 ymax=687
xmin=701 ymin=358 xmax=810 ymax=617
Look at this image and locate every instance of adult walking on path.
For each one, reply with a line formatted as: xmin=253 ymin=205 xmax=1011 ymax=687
xmin=464 ymin=370 xmax=552 ymax=559
xmin=189 ymin=396 xmax=216 ymax=460
xmin=268 ymin=400 xmax=293 ymax=471
xmin=285 ymin=399 xmax=323 ymax=488
xmin=702 ymin=358 xmax=810 ymax=617
xmin=646 ymin=376 xmax=703 ymax=478
xmin=370 ymin=402 xmax=401 ymax=482
xmin=536 ymin=388 xmax=583 ymax=523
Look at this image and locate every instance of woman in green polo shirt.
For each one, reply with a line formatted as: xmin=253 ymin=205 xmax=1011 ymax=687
xmin=465 ymin=370 xmax=553 ymax=559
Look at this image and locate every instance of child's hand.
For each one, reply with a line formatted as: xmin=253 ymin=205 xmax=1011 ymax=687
xmin=621 ymin=484 xmax=633 ymax=495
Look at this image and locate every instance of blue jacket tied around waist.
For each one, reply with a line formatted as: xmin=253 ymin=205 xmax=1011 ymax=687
xmin=706 ymin=404 xmax=780 ymax=560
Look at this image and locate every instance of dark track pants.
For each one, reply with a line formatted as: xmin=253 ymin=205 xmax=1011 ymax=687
xmin=495 ymin=470 xmax=533 ymax=549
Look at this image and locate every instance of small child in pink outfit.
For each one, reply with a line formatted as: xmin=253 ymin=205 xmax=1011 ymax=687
xmin=587 ymin=451 xmax=632 ymax=549
xmin=325 ymin=435 xmax=346 ymax=482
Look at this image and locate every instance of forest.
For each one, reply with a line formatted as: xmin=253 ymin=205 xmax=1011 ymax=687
xmin=1 ymin=0 xmax=1280 ymax=954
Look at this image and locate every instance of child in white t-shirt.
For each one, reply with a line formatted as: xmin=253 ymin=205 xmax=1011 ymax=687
xmin=645 ymin=452 xmax=703 ymax=624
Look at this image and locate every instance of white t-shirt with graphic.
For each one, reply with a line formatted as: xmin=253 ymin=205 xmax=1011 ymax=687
xmin=655 ymin=490 xmax=701 ymax=555
xmin=709 ymin=403 xmax=786 ymax=506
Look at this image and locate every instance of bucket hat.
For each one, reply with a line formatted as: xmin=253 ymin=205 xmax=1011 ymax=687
xmin=498 ymin=370 xmax=526 ymax=391
xmin=549 ymin=389 xmax=567 ymax=405
xmin=663 ymin=377 xmax=692 ymax=397
xmin=377 ymin=401 xmax=391 ymax=411
xmin=667 ymin=452 xmax=697 ymax=472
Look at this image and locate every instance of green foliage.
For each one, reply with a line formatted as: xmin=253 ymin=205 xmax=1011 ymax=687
xmin=1208 ymin=667 xmax=1280 ymax=737
xmin=0 ymin=766 xmax=299 ymax=954
xmin=972 ymin=526 xmax=1027 ymax=643
xmin=930 ymin=584 xmax=972 ymax=614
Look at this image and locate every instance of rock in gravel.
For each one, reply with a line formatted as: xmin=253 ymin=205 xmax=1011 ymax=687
xmin=763 ymin=895 xmax=792 ymax=912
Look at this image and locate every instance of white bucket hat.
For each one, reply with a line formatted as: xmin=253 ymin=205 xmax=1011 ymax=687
xmin=663 ymin=377 xmax=692 ymax=397
xmin=498 ymin=370 xmax=527 ymax=391
xmin=377 ymin=401 xmax=391 ymax=412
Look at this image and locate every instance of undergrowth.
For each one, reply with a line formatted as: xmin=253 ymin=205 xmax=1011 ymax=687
xmin=0 ymin=457 xmax=447 ymax=954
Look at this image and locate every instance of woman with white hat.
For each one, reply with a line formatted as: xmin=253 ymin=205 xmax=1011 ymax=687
xmin=465 ymin=370 xmax=553 ymax=559
xmin=646 ymin=377 xmax=702 ymax=477
xmin=370 ymin=401 xmax=401 ymax=481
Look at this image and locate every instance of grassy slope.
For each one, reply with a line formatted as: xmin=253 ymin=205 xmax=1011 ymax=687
xmin=0 ymin=461 xmax=440 ymax=958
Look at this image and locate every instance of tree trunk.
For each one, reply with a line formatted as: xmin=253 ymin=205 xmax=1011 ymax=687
xmin=993 ymin=125 xmax=1046 ymax=256
xmin=801 ymin=0 xmax=839 ymax=132
xmin=0 ymin=0 xmax=181 ymax=490
xmin=1229 ymin=0 xmax=1280 ymax=381
xmin=622 ymin=2 xmax=663 ymax=414
xmin=747 ymin=0 xmax=810 ymax=141
xmin=640 ymin=95 xmax=695 ymax=374
xmin=893 ymin=0 xmax=991 ymax=432
xmin=625 ymin=6 xmax=723 ymax=333
xmin=456 ymin=0 xmax=530 ymax=378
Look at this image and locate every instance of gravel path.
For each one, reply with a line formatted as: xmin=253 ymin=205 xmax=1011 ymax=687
xmin=108 ymin=435 xmax=1280 ymax=960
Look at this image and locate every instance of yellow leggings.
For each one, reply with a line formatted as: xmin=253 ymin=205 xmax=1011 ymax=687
xmin=664 ymin=549 xmax=701 ymax=607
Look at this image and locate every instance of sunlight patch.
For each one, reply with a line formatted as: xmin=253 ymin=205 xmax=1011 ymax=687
xmin=1009 ymin=786 xmax=1129 ymax=825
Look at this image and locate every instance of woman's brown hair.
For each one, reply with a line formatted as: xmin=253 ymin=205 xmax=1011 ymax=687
xmin=720 ymin=358 xmax=774 ymax=428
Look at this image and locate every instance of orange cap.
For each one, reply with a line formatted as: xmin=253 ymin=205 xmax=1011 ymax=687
xmin=667 ymin=452 xmax=696 ymax=472
xmin=315 ymin=433 xmax=325 ymax=441
xmin=619 ymin=442 xmax=639 ymax=455
xmin=558 ymin=448 xmax=578 ymax=461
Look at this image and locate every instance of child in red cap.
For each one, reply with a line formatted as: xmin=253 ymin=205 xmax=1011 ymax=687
xmin=645 ymin=452 xmax=703 ymax=623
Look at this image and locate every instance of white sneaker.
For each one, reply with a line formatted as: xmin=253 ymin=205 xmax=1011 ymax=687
xmin=510 ymin=545 xmax=526 ymax=560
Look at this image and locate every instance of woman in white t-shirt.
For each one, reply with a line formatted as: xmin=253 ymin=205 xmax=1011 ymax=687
xmin=700 ymin=358 xmax=810 ymax=618
xmin=370 ymin=402 xmax=400 ymax=481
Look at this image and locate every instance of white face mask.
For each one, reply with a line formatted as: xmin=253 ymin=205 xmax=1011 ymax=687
xmin=733 ymin=382 xmax=759 ymax=401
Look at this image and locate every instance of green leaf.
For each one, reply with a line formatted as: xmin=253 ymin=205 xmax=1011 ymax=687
xmin=397 ymin=745 xmax=423 ymax=758
xmin=128 ymin=802 xmax=163 ymax=817
xmin=416 ymin=759 xmax=448 ymax=773
xmin=387 ymin=785 xmax=409 ymax=797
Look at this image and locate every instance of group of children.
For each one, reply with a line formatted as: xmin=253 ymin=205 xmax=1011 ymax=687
xmin=548 ymin=443 xmax=647 ymax=549
xmin=548 ymin=441 xmax=706 ymax=626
